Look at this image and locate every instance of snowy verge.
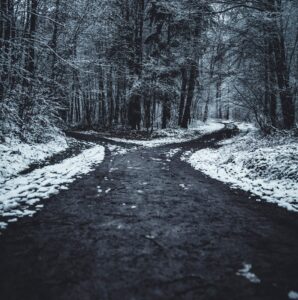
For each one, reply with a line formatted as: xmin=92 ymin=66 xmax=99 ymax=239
xmin=189 ymin=119 xmax=226 ymax=133
xmin=103 ymin=120 xmax=225 ymax=147
xmin=184 ymin=130 xmax=298 ymax=212
xmin=0 ymin=136 xmax=69 ymax=184
xmin=0 ymin=145 xmax=105 ymax=230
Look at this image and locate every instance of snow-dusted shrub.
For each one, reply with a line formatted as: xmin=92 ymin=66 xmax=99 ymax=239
xmin=0 ymin=88 xmax=64 ymax=144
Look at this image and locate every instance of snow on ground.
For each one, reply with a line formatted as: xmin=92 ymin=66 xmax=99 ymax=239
xmin=189 ymin=119 xmax=225 ymax=134
xmin=0 ymin=136 xmax=69 ymax=184
xmin=179 ymin=183 xmax=191 ymax=191
xmin=107 ymin=144 xmax=129 ymax=155
xmin=104 ymin=120 xmax=225 ymax=147
xmin=233 ymin=122 xmax=257 ymax=132
xmin=0 ymin=145 xmax=105 ymax=230
xmin=105 ymin=136 xmax=185 ymax=147
xmin=236 ymin=263 xmax=261 ymax=284
xmin=289 ymin=291 xmax=298 ymax=299
xmin=165 ymin=148 xmax=182 ymax=159
xmin=220 ymin=120 xmax=256 ymax=132
xmin=185 ymin=128 xmax=298 ymax=212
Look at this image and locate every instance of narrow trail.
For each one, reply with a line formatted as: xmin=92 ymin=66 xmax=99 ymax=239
xmin=0 ymin=128 xmax=297 ymax=300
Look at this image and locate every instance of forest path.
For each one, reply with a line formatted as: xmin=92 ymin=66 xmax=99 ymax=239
xmin=0 ymin=129 xmax=298 ymax=300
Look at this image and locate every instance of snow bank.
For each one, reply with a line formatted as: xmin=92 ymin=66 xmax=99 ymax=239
xmin=0 ymin=145 xmax=105 ymax=229
xmin=220 ymin=120 xmax=257 ymax=132
xmin=185 ymin=131 xmax=298 ymax=212
xmin=105 ymin=120 xmax=225 ymax=147
xmin=189 ymin=119 xmax=225 ymax=133
xmin=0 ymin=136 xmax=68 ymax=184
xmin=106 ymin=136 xmax=189 ymax=147
xmin=289 ymin=291 xmax=298 ymax=300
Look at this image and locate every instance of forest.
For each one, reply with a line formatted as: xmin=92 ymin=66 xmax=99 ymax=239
xmin=0 ymin=1 xmax=298 ymax=299
xmin=0 ymin=0 xmax=297 ymax=142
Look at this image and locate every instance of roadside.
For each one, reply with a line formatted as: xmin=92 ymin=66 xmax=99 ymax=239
xmin=183 ymin=128 xmax=298 ymax=212
xmin=0 ymin=145 xmax=105 ymax=230
xmin=0 ymin=136 xmax=69 ymax=184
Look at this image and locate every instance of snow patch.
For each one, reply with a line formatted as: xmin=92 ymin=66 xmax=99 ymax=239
xmin=151 ymin=158 xmax=162 ymax=162
xmin=107 ymin=144 xmax=128 ymax=156
xmin=189 ymin=119 xmax=225 ymax=134
xmin=186 ymin=131 xmax=298 ymax=212
xmin=289 ymin=291 xmax=298 ymax=299
xmin=97 ymin=186 xmax=103 ymax=194
xmin=236 ymin=263 xmax=261 ymax=284
xmin=105 ymin=188 xmax=112 ymax=194
xmin=166 ymin=148 xmax=181 ymax=158
xmin=104 ymin=120 xmax=224 ymax=147
xmin=0 ymin=222 xmax=7 ymax=230
xmin=179 ymin=183 xmax=189 ymax=191
xmin=0 ymin=136 xmax=68 ymax=184
xmin=105 ymin=136 xmax=189 ymax=147
xmin=0 ymin=145 xmax=105 ymax=229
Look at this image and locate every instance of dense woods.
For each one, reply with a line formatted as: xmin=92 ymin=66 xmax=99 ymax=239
xmin=1 ymin=2 xmax=298 ymax=296
xmin=0 ymin=0 xmax=297 ymax=141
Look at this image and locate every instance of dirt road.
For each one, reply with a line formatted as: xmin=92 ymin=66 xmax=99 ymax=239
xmin=0 ymin=129 xmax=297 ymax=300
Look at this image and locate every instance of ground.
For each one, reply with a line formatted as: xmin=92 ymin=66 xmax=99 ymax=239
xmin=0 ymin=126 xmax=297 ymax=300
xmin=184 ymin=128 xmax=298 ymax=212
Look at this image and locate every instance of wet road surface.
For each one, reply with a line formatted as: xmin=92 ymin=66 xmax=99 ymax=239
xmin=0 ymin=128 xmax=297 ymax=300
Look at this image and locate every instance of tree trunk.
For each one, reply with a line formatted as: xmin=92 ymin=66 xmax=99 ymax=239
xmin=266 ymin=0 xmax=295 ymax=129
xmin=0 ymin=0 xmax=13 ymax=102
xmin=26 ymin=0 xmax=37 ymax=77
xmin=50 ymin=0 xmax=60 ymax=81
xmin=181 ymin=62 xmax=198 ymax=129
xmin=216 ymin=79 xmax=222 ymax=119
xmin=268 ymin=40 xmax=277 ymax=127
xmin=178 ymin=67 xmax=188 ymax=126
xmin=21 ymin=0 xmax=38 ymax=119
xmin=264 ymin=48 xmax=270 ymax=125
xmin=98 ymin=68 xmax=106 ymax=127
xmin=128 ymin=94 xmax=141 ymax=130
xmin=272 ymin=34 xmax=295 ymax=129
xmin=107 ymin=67 xmax=114 ymax=127
xmin=114 ymin=71 xmax=121 ymax=125
xmin=144 ymin=97 xmax=151 ymax=131
xmin=162 ymin=96 xmax=171 ymax=129
xmin=203 ymin=99 xmax=209 ymax=123
xmin=128 ymin=0 xmax=144 ymax=130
